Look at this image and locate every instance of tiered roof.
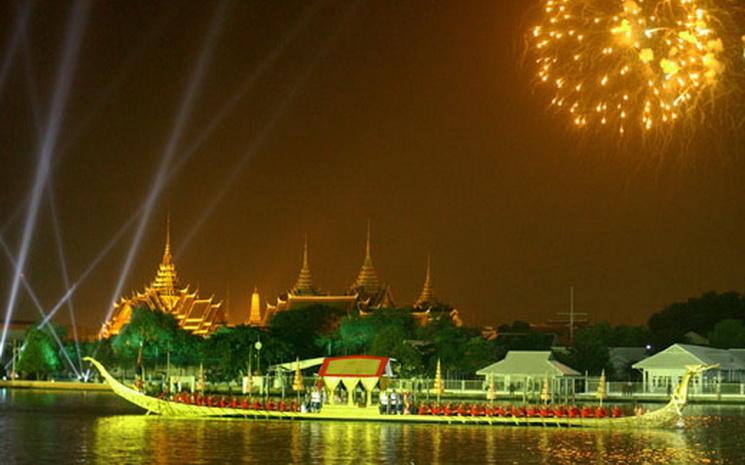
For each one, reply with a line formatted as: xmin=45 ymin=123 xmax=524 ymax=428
xmin=414 ymin=256 xmax=434 ymax=309
xmin=99 ymin=222 xmax=224 ymax=338
xmin=291 ymin=235 xmax=318 ymax=295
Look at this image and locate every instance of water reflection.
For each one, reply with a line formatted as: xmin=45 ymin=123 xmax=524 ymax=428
xmin=2 ymin=392 xmax=745 ymax=464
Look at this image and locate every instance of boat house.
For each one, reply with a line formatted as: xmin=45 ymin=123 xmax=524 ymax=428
xmin=632 ymin=344 xmax=745 ymax=394
xmin=319 ymin=355 xmax=393 ymax=407
xmin=476 ymin=351 xmax=580 ymax=400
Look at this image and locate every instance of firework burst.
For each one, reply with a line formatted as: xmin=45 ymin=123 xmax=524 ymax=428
xmin=529 ymin=0 xmax=743 ymax=138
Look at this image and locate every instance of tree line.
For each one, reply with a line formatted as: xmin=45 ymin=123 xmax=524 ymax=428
xmin=8 ymin=290 xmax=745 ymax=381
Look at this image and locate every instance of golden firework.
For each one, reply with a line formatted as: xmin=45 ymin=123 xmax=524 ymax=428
xmin=529 ymin=0 xmax=738 ymax=136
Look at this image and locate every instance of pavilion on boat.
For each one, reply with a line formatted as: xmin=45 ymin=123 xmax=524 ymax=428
xmin=476 ymin=351 xmax=580 ymax=400
xmin=319 ymin=355 xmax=393 ymax=407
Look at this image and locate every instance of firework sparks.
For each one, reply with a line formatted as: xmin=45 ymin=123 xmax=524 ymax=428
xmin=529 ymin=0 xmax=740 ymax=136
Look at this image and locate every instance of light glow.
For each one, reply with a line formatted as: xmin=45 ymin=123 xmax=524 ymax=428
xmin=528 ymin=0 xmax=741 ymax=136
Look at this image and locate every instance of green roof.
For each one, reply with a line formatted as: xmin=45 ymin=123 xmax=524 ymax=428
xmin=476 ymin=351 xmax=580 ymax=377
xmin=632 ymin=344 xmax=745 ymax=371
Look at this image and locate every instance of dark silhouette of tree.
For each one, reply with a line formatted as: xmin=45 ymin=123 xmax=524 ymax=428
xmin=648 ymin=291 xmax=745 ymax=350
xmin=708 ymin=319 xmax=745 ymax=348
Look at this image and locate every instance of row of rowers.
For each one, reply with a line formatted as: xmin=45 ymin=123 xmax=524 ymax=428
xmin=164 ymin=392 xmax=630 ymax=419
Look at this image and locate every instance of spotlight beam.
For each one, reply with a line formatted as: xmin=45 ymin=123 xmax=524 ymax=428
xmin=54 ymin=9 xmax=177 ymax=166
xmin=100 ymin=0 xmax=229 ymax=332
xmin=6 ymin=0 xmax=324 ymax=333
xmin=48 ymin=183 xmax=83 ymax=372
xmin=171 ymin=0 xmax=327 ymax=178
xmin=0 ymin=1 xmax=33 ymax=96
xmin=0 ymin=237 xmax=80 ymax=376
xmin=0 ymin=0 xmax=91 ymax=360
xmin=178 ymin=0 xmax=363 ymax=256
xmin=36 ymin=211 xmax=136 ymax=329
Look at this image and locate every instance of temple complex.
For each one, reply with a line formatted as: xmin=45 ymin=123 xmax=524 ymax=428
xmin=255 ymin=225 xmax=460 ymax=327
xmin=99 ymin=225 xmax=225 ymax=338
xmin=408 ymin=256 xmax=463 ymax=326
xmin=261 ymin=236 xmax=359 ymax=325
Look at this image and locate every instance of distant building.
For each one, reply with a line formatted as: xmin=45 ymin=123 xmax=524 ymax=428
xmin=476 ymin=351 xmax=580 ymax=397
xmin=632 ymin=344 xmax=745 ymax=394
xmin=99 ymin=224 xmax=225 ymax=338
xmin=260 ymin=226 xmax=461 ymax=326
xmin=247 ymin=287 xmax=262 ymax=326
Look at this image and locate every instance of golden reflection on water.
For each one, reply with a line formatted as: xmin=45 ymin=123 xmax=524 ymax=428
xmin=8 ymin=392 xmax=745 ymax=464
xmin=88 ymin=415 xmax=722 ymax=465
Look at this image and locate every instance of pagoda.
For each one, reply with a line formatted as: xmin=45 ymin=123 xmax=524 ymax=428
xmin=263 ymin=235 xmax=357 ymax=324
xmin=410 ymin=256 xmax=462 ymax=326
xmin=263 ymin=224 xmax=463 ymax=327
xmin=99 ymin=223 xmax=225 ymax=338
xmin=348 ymin=223 xmax=395 ymax=310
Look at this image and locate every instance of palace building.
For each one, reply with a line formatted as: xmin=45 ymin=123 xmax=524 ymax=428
xmin=252 ymin=226 xmax=461 ymax=327
xmin=99 ymin=226 xmax=226 ymax=338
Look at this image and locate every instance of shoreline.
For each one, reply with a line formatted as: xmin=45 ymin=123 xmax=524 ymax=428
xmin=0 ymin=380 xmax=111 ymax=391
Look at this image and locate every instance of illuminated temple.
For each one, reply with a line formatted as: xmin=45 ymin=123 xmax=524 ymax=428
xmin=255 ymin=227 xmax=460 ymax=326
xmin=99 ymin=228 xmax=225 ymax=338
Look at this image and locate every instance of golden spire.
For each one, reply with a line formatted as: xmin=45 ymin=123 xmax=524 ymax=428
xmin=292 ymin=234 xmax=315 ymax=295
xmin=151 ymin=216 xmax=179 ymax=296
xmin=248 ymin=286 xmax=262 ymax=326
xmin=415 ymin=255 xmax=435 ymax=308
xmin=162 ymin=213 xmax=173 ymax=265
xmin=352 ymin=221 xmax=380 ymax=293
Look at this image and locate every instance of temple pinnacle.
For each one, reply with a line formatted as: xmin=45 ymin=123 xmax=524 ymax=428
xmin=292 ymin=235 xmax=315 ymax=294
xmin=415 ymin=255 xmax=434 ymax=308
xmin=352 ymin=222 xmax=380 ymax=293
xmin=365 ymin=219 xmax=372 ymax=260
xmin=162 ymin=214 xmax=173 ymax=265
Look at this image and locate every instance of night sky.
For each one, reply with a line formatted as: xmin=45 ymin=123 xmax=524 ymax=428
xmin=1 ymin=0 xmax=744 ymax=331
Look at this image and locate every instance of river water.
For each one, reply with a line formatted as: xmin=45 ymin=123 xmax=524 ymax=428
xmin=1 ymin=389 xmax=744 ymax=464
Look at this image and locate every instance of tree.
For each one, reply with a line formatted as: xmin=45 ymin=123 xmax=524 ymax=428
xmin=17 ymin=327 xmax=61 ymax=379
xmin=561 ymin=324 xmax=612 ymax=376
xmin=708 ymin=319 xmax=745 ymax=349
xmin=369 ymin=324 xmax=409 ymax=357
xmin=495 ymin=321 xmax=553 ymax=351
xmin=268 ymin=304 xmax=347 ymax=359
xmin=111 ymin=307 xmax=179 ymax=370
xmin=416 ymin=316 xmax=470 ymax=377
xmin=648 ymin=291 xmax=745 ymax=350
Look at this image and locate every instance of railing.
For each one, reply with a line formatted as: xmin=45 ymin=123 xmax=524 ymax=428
xmin=82 ymin=367 xmax=745 ymax=400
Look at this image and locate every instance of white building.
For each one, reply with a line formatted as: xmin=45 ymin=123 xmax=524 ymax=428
xmin=476 ymin=351 xmax=580 ymax=399
xmin=632 ymin=344 xmax=745 ymax=394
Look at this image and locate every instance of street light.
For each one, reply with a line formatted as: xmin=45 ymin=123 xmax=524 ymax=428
xmin=254 ymin=339 xmax=264 ymax=399
xmin=254 ymin=339 xmax=262 ymax=374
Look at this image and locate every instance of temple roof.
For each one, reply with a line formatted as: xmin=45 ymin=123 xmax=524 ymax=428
xmin=150 ymin=220 xmax=179 ymax=296
xmin=291 ymin=235 xmax=318 ymax=295
xmin=99 ymin=218 xmax=224 ymax=338
xmin=415 ymin=256 xmax=434 ymax=309
xmin=350 ymin=223 xmax=381 ymax=295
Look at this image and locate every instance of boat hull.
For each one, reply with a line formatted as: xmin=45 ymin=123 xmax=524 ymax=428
xmin=83 ymin=357 xmax=707 ymax=429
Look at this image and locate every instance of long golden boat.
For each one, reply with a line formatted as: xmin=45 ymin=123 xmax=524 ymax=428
xmin=84 ymin=356 xmax=712 ymax=429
